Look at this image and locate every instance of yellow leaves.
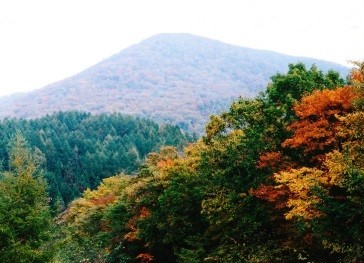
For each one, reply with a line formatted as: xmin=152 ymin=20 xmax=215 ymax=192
xmin=61 ymin=174 xmax=130 ymax=224
xmin=274 ymin=153 xmax=349 ymax=221
xmin=284 ymin=198 xmax=321 ymax=221
xmin=141 ymin=146 xmax=180 ymax=186
xmin=338 ymin=112 xmax=364 ymax=165
xmin=275 ymin=167 xmax=325 ymax=220
xmin=177 ymin=140 xmax=206 ymax=172
xmin=123 ymin=179 xmax=148 ymax=200
xmin=324 ymin=151 xmax=347 ymax=186
xmin=11 ymin=153 xmax=37 ymax=177
xmin=349 ymin=61 xmax=364 ymax=86
xmin=155 ymin=158 xmax=175 ymax=182
xmin=229 ymin=129 xmax=244 ymax=142
xmin=144 ymin=146 xmax=178 ymax=172
xmin=273 ymin=148 xmax=357 ymax=221
xmin=84 ymin=175 xmax=130 ymax=201
xmin=142 ymin=143 xmax=206 ymax=186
xmin=205 ymin=115 xmax=226 ymax=142
xmin=8 ymin=133 xmax=39 ymax=178
xmin=62 ymin=197 xmax=95 ymax=225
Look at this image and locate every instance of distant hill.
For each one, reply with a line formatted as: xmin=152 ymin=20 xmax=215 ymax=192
xmin=0 ymin=33 xmax=349 ymax=133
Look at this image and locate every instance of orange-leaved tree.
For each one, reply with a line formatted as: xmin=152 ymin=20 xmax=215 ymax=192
xmin=282 ymin=86 xmax=356 ymax=165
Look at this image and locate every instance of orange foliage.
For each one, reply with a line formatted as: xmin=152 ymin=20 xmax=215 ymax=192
xmin=258 ymin=152 xmax=282 ymax=169
xmin=123 ymin=215 xmax=139 ymax=242
xmin=136 ymin=253 xmax=154 ymax=263
xmin=90 ymin=193 xmax=115 ymax=206
xmin=139 ymin=206 xmax=150 ymax=219
xmin=283 ymin=86 xmax=356 ymax=163
xmin=156 ymin=158 xmax=175 ymax=170
xmin=251 ymin=184 xmax=289 ymax=209
xmin=123 ymin=207 xmax=150 ymax=242
xmin=258 ymin=151 xmax=294 ymax=172
xmin=349 ymin=61 xmax=364 ymax=85
xmin=100 ymin=220 xmax=112 ymax=232
xmin=350 ymin=69 xmax=364 ymax=84
xmin=293 ymin=86 xmax=355 ymax=119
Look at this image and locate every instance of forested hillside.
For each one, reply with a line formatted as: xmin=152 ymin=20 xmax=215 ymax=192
xmin=53 ymin=62 xmax=364 ymax=262
xmin=0 ymin=112 xmax=191 ymax=207
xmin=1 ymin=62 xmax=364 ymax=263
xmin=0 ymin=34 xmax=348 ymax=133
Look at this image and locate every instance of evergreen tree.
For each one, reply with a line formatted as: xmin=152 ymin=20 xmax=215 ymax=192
xmin=0 ymin=133 xmax=54 ymax=263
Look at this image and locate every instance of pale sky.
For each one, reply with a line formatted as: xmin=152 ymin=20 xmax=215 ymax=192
xmin=0 ymin=0 xmax=363 ymax=97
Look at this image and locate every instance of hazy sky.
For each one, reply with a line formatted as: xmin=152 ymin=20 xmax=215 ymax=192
xmin=0 ymin=0 xmax=363 ymax=97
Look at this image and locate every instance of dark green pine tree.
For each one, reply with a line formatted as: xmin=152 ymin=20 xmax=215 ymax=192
xmin=0 ymin=133 xmax=55 ymax=263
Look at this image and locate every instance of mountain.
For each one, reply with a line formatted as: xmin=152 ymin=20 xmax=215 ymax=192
xmin=0 ymin=33 xmax=349 ymax=133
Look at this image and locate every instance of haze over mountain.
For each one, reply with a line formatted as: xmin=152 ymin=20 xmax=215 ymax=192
xmin=0 ymin=33 xmax=349 ymax=133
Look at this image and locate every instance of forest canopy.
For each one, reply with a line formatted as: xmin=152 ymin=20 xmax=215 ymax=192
xmin=0 ymin=112 xmax=191 ymax=207
xmin=1 ymin=62 xmax=364 ymax=263
xmin=54 ymin=62 xmax=364 ymax=262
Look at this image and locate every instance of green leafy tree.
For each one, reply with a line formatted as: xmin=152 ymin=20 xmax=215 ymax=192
xmin=266 ymin=63 xmax=345 ymax=123
xmin=0 ymin=133 xmax=54 ymax=263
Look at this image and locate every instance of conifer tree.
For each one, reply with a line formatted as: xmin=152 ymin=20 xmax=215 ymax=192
xmin=0 ymin=133 xmax=54 ymax=263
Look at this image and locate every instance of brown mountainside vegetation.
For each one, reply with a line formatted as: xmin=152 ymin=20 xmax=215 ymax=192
xmin=0 ymin=33 xmax=348 ymax=133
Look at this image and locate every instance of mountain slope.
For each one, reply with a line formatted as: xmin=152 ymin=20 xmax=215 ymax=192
xmin=0 ymin=33 xmax=349 ymax=133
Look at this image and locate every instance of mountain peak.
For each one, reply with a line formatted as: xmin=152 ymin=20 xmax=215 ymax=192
xmin=0 ymin=34 xmax=349 ymax=133
xmin=142 ymin=33 xmax=211 ymax=42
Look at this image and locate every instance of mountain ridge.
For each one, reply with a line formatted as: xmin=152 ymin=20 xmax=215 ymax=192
xmin=0 ymin=33 xmax=349 ymax=133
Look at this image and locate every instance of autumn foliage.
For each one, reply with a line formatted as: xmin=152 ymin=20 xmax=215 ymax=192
xmin=136 ymin=253 xmax=154 ymax=263
xmin=283 ymin=86 xmax=356 ymax=164
xmin=57 ymin=62 xmax=364 ymax=263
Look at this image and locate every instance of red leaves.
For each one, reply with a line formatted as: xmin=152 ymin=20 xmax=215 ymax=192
xmin=251 ymin=184 xmax=289 ymax=209
xmin=123 ymin=214 xmax=139 ymax=242
xmin=139 ymin=206 xmax=150 ymax=219
xmin=136 ymin=253 xmax=154 ymax=263
xmin=123 ymin=206 xmax=151 ymax=242
xmin=258 ymin=152 xmax=283 ymax=169
xmin=258 ymin=151 xmax=295 ymax=172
